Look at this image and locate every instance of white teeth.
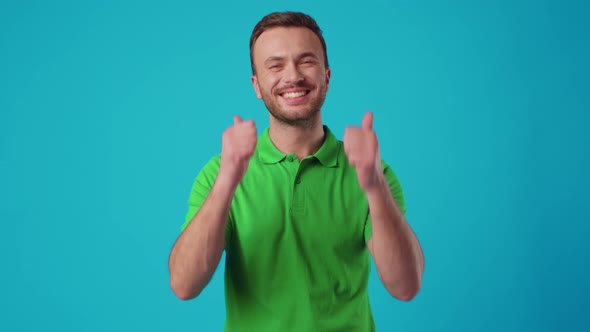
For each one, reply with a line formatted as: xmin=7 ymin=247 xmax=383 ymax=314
xmin=283 ymin=91 xmax=307 ymax=99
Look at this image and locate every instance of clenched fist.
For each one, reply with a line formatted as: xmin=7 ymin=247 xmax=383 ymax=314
xmin=219 ymin=115 xmax=257 ymax=188
xmin=343 ymin=112 xmax=383 ymax=192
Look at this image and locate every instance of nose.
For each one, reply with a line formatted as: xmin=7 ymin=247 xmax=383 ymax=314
xmin=283 ymin=62 xmax=304 ymax=85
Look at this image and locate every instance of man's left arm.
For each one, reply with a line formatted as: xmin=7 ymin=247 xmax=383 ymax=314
xmin=344 ymin=111 xmax=424 ymax=301
xmin=365 ymin=174 xmax=424 ymax=301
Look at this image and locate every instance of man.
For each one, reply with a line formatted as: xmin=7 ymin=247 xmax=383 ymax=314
xmin=168 ymin=11 xmax=424 ymax=331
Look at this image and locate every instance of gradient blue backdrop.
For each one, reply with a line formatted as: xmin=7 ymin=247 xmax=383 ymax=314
xmin=1 ymin=1 xmax=589 ymax=331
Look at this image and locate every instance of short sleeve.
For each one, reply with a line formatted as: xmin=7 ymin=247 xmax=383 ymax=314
xmin=364 ymin=160 xmax=406 ymax=244
xmin=180 ymin=156 xmax=232 ymax=247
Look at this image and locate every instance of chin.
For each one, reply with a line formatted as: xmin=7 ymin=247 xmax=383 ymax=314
xmin=275 ymin=109 xmax=320 ymax=126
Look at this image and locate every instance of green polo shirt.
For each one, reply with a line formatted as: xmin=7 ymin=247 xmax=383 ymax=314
xmin=181 ymin=126 xmax=405 ymax=332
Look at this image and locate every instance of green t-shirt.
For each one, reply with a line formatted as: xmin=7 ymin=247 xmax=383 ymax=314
xmin=182 ymin=126 xmax=405 ymax=332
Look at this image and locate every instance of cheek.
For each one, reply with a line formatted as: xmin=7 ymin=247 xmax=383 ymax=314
xmin=267 ymin=75 xmax=281 ymax=88
xmin=263 ymin=78 xmax=282 ymax=95
xmin=304 ymin=69 xmax=325 ymax=87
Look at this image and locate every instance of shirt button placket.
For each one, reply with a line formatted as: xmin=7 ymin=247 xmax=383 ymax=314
xmin=291 ymin=155 xmax=305 ymax=214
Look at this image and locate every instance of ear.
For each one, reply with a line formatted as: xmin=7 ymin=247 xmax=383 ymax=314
xmin=325 ymin=68 xmax=331 ymax=92
xmin=251 ymin=75 xmax=262 ymax=99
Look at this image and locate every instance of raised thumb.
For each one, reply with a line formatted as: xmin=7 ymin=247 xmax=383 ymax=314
xmin=361 ymin=111 xmax=373 ymax=131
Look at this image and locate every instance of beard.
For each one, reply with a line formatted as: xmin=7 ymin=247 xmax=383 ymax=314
xmin=259 ymin=83 xmax=327 ymax=127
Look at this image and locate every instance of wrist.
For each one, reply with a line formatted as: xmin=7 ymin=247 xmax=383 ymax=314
xmin=364 ymin=173 xmax=388 ymax=198
xmin=215 ymin=166 xmax=242 ymax=193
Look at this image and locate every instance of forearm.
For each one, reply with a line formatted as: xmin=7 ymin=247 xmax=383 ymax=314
xmin=366 ymin=175 xmax=424 ymax=301
xmin=168 ymin=175 xmax=236 ymax=300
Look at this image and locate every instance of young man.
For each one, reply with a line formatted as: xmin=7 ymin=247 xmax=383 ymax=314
xmin=169 ymin=11 xmax=424 ymax=331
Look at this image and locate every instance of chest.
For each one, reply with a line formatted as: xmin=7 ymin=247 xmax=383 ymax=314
xmin=230 ymin=162 xmax=369 ymax=254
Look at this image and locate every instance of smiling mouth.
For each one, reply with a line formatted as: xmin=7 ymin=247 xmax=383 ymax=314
xmin=280 ymin=90 xmax=310 ymax=99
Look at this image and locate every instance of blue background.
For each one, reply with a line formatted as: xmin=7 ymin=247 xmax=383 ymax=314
xmin=1 ymin=0 xmax=589 ymax=331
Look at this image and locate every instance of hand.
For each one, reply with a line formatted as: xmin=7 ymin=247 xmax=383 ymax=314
xmin=219 ymin=115 xmax=257 ymax=188
xmin=343 ymin=112 xmax=383 ymax=192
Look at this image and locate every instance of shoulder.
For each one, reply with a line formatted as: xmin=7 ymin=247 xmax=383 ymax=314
xmin=379 ymin=159 xmax=406 ymax=215
xmin=203 ymin=155 xmax=221 ymax=172
xmin=191 ymin=155 xmax=222 ymax=188
xmin=380 ymin=159 xmax=400 ymax=180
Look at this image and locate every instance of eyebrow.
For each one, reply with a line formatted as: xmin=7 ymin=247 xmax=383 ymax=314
xmin=263 ymin=52 xmax=320 ymax=67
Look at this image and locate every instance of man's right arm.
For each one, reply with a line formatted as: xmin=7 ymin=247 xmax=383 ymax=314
xmin=168 ymin=171 xmax=238 ymax=300
xmin=168 ymin=116 xmax=257 ymax=300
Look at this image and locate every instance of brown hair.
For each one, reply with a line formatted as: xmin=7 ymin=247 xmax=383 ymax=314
xmin=249 ymin=11 xmax=329 ymax=74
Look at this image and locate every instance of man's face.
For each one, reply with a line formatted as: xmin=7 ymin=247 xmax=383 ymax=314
xmin=251 ymin=27 xmax=331 ymax=126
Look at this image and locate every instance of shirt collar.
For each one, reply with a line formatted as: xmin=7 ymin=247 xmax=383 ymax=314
xmin=257 ymin=127 xmax=287 ymax=164
xmin=313 ymin=126 xmax=339 ymax=167
xmin=257 ymin=125 xmax=340 ymax=167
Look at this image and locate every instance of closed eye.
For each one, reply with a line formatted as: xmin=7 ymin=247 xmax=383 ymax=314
xmin=300 ymin=58 xmax=317 ymax=66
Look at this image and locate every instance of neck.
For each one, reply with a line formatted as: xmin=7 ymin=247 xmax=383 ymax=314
xmin=268 ymin=114 xmax=325 ymax=161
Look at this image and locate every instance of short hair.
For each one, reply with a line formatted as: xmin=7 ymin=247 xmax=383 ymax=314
xmin=249 ymin=11 xmax=329 ymax=74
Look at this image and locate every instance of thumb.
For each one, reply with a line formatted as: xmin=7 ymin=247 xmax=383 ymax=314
xmin=233 ymin=115 xmax=243 ymax=125
xmin=361 ymin=111 xmax=373 ymax=131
